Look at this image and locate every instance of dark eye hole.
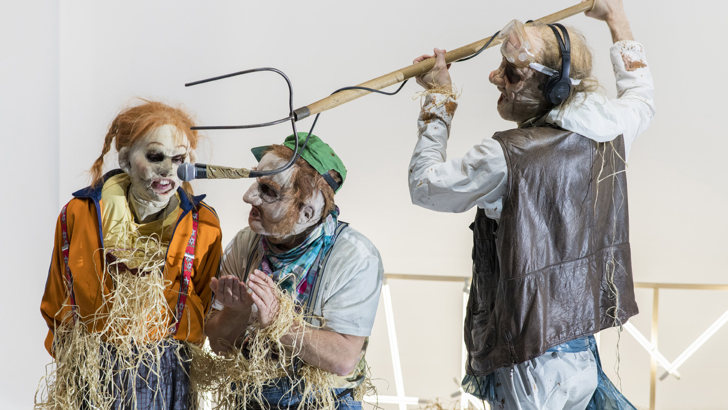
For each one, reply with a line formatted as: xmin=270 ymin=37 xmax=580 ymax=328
xmin=146 ymin=152 xmax=165 ymax=163
xmin=504 ymin=63 xmax=521 ymax=84
xmin=171 ymin=155 xmax=185 ymax=164
xmin=259 ymin=184 xmax=279 ymax=202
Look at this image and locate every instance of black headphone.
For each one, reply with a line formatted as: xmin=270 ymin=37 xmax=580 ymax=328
xmin=543 ymin=23 xmax=572 ymax=106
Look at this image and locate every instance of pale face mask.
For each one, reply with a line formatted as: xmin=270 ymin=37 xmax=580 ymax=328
xmin=243 ymin=153 xmax=324 ymax=241
xmin=498 ymin=19 xmax=581 ymax=85
xmin=499 ymin=19 xmax=537 ymax=68
xmin=120 ymin=124 xmax=190 ymax=208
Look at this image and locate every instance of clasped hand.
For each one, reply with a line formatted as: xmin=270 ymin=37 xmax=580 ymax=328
xmin=209 ymin=269 xmax=280 ymax=328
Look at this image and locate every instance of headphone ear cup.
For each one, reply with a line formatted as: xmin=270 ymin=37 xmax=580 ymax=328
xmin=543 ymin=75 xmax=571 ymax=105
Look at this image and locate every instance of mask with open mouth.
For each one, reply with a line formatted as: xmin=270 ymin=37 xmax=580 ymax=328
xmin=243 ymin=153 xmax=325 ymax=242
xmin=119 ymin=124 xmax=190 ymax=216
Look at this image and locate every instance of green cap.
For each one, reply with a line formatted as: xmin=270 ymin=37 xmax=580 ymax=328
xmin=251 ymin=132 xmax=347 ymax=193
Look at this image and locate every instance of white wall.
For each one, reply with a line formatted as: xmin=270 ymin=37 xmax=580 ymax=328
xmin=0 ymin=2 xmax=59 ymax=409
xmin=3 ymin=1 xmax=728 ymax=409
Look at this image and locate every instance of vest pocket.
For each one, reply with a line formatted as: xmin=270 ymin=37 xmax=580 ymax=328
xmin=471 ymin=214 xmax=499 ymax=291
xmin=466 ymin=307 xmax=497 ymax=359
xmin=467 ymin=209 xmax=501 ymax=367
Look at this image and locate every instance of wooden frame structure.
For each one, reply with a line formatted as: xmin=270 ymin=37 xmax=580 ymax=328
xmin=372 ymin=274 xmax=728 ymax=410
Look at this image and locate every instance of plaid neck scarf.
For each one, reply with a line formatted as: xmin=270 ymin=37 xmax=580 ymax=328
xmin=259 ymin=208 xmax=339 ymax=306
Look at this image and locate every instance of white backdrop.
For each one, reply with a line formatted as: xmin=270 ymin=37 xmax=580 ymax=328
xmin=3 ymin=1 xmax=728 ymax=409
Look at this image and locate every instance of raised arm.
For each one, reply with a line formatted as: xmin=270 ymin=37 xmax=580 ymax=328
xmin=408 ymin=49 xmax=508 ymax=217
xmin=586 ymin=0 xmax=655 ymax=155
xmin=585 ymin=0 xmax=633 ymax=42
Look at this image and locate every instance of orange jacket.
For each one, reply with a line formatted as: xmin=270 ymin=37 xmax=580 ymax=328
xmin=40 ymin=170 xmax=222 ymax=356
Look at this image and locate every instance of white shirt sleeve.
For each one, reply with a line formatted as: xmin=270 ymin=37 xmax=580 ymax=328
xmin=315 ymin=228 xmax=384 ymax=337
xmin=547 ymin=40 xmax=655 ymax=159
xmin=408 ymin=93 xmax=508 ymax=219
xmin=609 ymin=40 xmax=656 ymax=157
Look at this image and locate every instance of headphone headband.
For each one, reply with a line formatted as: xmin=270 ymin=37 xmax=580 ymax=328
xmin=543 ymin=23 xmax=572 ymax=106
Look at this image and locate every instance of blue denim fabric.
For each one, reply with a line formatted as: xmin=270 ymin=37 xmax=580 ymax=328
xmin=100 ymin=340 xmax=192 ymax=410
xmin=462 ymin=335 xmax=637 ymax=410
xmin=585 ymin=335 xmax=637 ymax=410
xmin=461 ymin=372 xmax=496 ymax=403
xmin=546 ymin=336 xmax=590 ymax=353
xmin=461 ymin=337 xmax=591 ymax=402
xmin=239 ymin=377 xmax=361 ymax=409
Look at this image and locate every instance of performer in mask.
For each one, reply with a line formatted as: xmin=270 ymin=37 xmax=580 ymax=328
xmin=409 ymin=0 xmax=654 ymax=408
xmin=39 ymin=100 xmax=222 ymax=410
xmin=204 ymin=133 xmax=383 ymax=410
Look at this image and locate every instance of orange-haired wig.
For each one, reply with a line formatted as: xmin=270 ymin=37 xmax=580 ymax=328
xmin=89 ymin=99 xmax=200 ymax=196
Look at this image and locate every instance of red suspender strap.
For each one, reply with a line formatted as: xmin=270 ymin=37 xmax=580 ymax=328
xmin=60 ymin=204 xmax=77 ymax=321
xmin=172 ymin=210 xmax=198 ymax=335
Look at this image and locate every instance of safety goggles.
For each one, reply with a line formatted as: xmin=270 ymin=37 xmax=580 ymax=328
xmin=498 ymin=19 xmax=580 ymax=85
xmin=499 ymin=19 xmax=536 ymax=68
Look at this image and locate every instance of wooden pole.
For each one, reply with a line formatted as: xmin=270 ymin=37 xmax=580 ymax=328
xmin=293 ymin=0 xmax=595 ymax=121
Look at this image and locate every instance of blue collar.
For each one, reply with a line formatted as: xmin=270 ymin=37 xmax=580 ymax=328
xmin=72 ymin=169 xmax=206 ymax=212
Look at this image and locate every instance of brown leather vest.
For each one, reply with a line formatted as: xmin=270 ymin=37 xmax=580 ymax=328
xmin=464 ymin=127 xmax=639 ymax=376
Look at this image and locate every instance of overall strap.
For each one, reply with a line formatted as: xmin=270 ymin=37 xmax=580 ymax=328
xmin=60 ymin=204 xmax=78 ymax=321
xmin=302 ymin=221 xmax=349 ymax=321
xmin=292 ymin=221 xmax=349 ymax=376
xmin=172 ymin=210 xmax=198 ymax=335
xmin=243 ymin=234 xmax=262 ymax=283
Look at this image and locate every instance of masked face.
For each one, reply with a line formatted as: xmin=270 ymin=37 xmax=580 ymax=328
xmin=243 ymin=153 xmax=325 ymax=242
xmin=489 ymin=27 xmax=551 ymax=124
xmin=120 ymin=124 xmax=190 ymax=206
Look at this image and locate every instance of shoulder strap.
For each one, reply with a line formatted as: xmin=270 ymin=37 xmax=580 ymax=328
xmin=172 ymin=210 xmax=198 ymax=335
xmin=302 ymin=221 xmax=350 ymax=321
xmin=292 ymin=221 xmax=349 ymax=375
xmin=243 ymin=233 xmax=263 ymax=283
xmin=60 ymin=203 xmax=78 ymax=321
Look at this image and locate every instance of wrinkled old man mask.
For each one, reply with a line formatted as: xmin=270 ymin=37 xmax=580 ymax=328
xmin=489 ymin=25 xmax=552 ymax=124
xmin=243 ymin=153 xmax=325 ymax=242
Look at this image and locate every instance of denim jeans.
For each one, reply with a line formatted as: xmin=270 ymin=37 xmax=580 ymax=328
xmin=462 ymin=336 xmax=637 ymax=410
xmin=240 ymin=377 xmax=361 ymax=409
xmin=94 ymin=340 xmax=192 ymax=410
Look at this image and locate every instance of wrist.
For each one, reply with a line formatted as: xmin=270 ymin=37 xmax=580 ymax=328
xmin=280 ymin=323 xmax=305 ymax=353
xmin=437 ymin=81 xmax=453 ymax=92
xmin=606 ymin=11 xmax=634 ymax=42
xmin=222 ymin=304 xmax=251 ymax=318
xmin=605 ymin=12 xmax=625 ymax=29
xmin=425 ymin=82 xmax=451 ymax=92
xmin=280 ymin=332 xmax=294 ymax=347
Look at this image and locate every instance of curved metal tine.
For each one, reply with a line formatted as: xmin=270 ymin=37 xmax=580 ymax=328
xmin=186 ymin=67 xmax=296 ymax=132
xmin=185 ymin=66 xmax=307 ymax=178
xmin=186 ymin=67 xmax=282 ymax=87
xmin=249 ymin=113 xmax=321 ymax=178
xmin=184 ymin=67 xmax=323 ymax=179
xmin=191 ymin=116 xmax=291 ymax=131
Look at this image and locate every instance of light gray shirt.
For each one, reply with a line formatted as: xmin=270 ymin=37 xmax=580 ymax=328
xmin=214 ymin=226 xmax=384 ymax=337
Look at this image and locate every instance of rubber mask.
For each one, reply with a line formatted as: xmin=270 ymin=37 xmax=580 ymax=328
xmin=498 ymin=19 xmax=581 ymax=86
xmin=499 ymin=19 xmax=536 ymax=68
